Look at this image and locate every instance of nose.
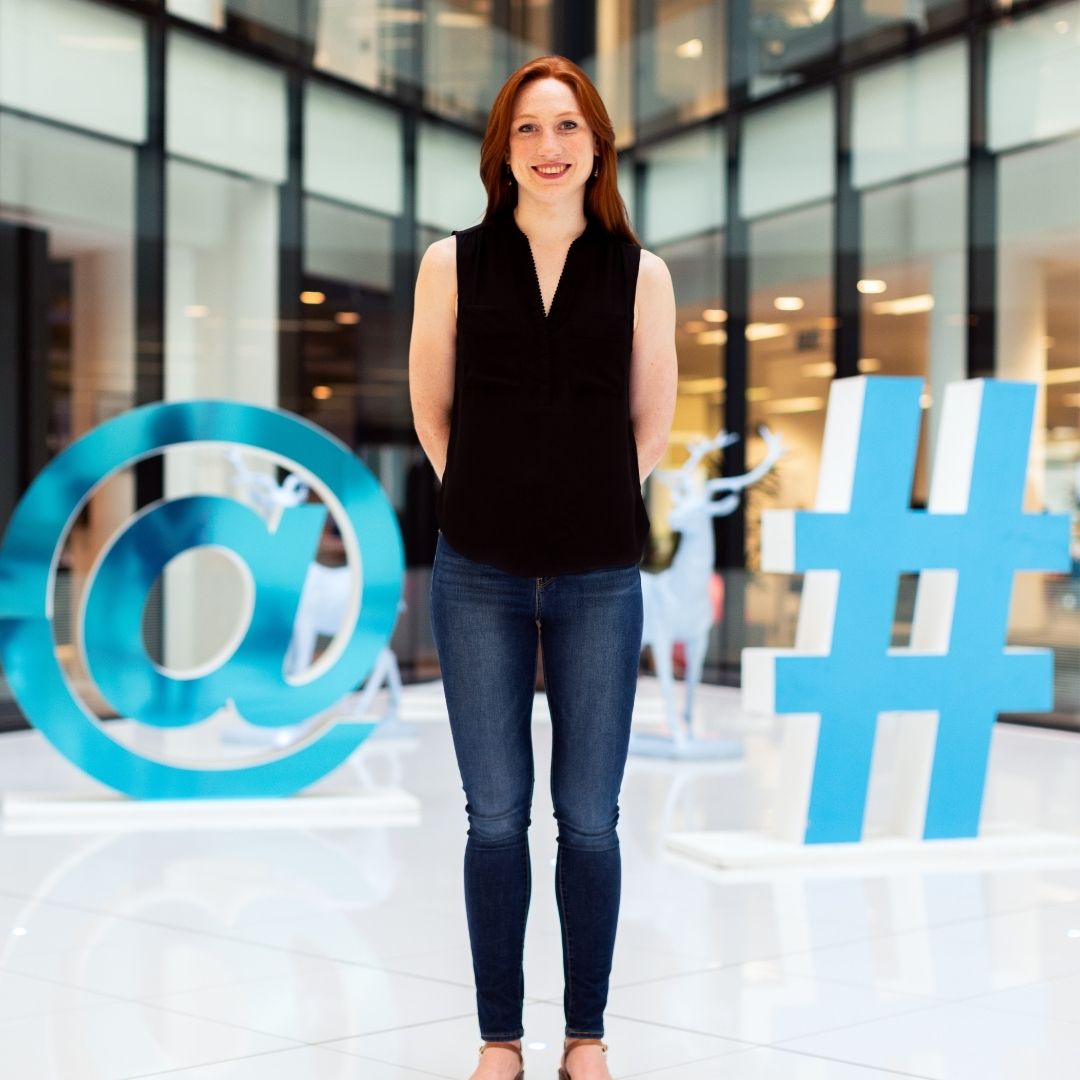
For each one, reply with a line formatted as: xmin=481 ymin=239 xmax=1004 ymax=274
xmin=541 ymin=130 xmax=561 ymax=157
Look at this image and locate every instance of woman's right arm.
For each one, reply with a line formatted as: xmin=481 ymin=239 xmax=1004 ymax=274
xmin=408 ymin=237 xmax=458 ymax=483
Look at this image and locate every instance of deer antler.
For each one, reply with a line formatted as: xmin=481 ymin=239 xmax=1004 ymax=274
xmin=679 ymin=430 xmax=739 ymax=477
xmin=704 ymin=425 xmax=785 ymax=496
xmin=226 ymin=449 xmax=310 ymax=511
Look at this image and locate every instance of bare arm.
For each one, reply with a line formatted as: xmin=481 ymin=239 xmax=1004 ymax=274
xmin=629 ymin=249 xmax=678 ymax=484
xmin=408 ymin=237 xmax=457 ymax=482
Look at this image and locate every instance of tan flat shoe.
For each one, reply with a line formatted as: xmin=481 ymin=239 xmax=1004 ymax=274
xmin=479 ymin=1040 xmax=525 ymax=1080
xmin=558 ymin=1037 xmax=609 ymax=1080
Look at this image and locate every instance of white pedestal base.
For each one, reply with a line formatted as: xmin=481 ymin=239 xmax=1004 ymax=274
xmin=628 ymin=731 xmax=744 ymax=760
xmin=0 ymin=788 xmax=421 ymax=835
xmin=665 ymin=828 xmax=1080 ymax=879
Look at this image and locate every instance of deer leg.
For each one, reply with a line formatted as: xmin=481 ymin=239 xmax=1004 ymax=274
xmin=682 ymin=632 xmax=709 ymax=739
xmin=651 ymin=633 xmax=679 ymax=741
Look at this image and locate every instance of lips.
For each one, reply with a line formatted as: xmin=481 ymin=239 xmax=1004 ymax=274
xmin=532 ymin=164 xmax=570 ymax=176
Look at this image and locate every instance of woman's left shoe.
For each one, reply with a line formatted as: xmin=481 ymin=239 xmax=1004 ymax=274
xmin=557 ymin=1037 xmax=609 ymax=1080
xmin=479 ymin=1040 xmax=525 ymax=1080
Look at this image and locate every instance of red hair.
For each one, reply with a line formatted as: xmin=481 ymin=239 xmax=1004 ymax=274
xmin=479 ymin=55 xmax=640 ymax=246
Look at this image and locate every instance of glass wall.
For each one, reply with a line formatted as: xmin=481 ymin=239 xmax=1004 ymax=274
xmin=0 ymin=0 xmax=144 ymax=727
xmin=1 ymin=0 xmax=1078 ymax=728
xmin=992 ymin=1 xmax=1080 ymax=727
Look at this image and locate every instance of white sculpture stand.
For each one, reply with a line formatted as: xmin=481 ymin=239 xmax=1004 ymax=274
xmin=0 ymin=787 xmax=421 ymax=836
xmin=633 ymin=427 xmax=784 ymax=761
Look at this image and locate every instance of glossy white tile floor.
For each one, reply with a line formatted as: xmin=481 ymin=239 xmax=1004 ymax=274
xmin=2 ymin=677 xmax=1080 ymax=1079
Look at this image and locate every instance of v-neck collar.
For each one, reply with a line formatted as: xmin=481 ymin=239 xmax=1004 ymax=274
xmin=499 ymin=205 xmax=598 ymax=323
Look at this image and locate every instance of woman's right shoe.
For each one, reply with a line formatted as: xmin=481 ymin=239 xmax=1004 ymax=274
xmin=557 ymin=1037 xmax=609 ymax=1080
xmin=478 ymin=1040 xmax=525 ymax=1080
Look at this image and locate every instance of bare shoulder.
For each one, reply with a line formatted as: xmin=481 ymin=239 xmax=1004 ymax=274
xmin=633 ymin=248 xmax=674 ymax=330
xmin=420 ymin=235 xmax=457 ymax=278
xmin=415 ymin=235 xmax=458 ymax=313
xmin=638 ymin=247 xmax=672 ymax=287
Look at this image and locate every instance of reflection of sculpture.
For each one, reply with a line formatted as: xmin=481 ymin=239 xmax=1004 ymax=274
xmin=226 ymin=450 xmax=404 ymax=742
xmin=633 ymin=427 xmax=785 ymax=759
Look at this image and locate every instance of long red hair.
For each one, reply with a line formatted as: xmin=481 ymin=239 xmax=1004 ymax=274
xmin=479 ymin=55 xmax=640 ymax=247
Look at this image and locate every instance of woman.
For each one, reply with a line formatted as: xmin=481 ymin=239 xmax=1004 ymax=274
xmin=409 ymin=54 xmax=677 ymax=1080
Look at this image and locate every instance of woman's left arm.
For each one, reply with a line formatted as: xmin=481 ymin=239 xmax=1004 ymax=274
xmin=629 ymin=249 xmax=678 ymax=484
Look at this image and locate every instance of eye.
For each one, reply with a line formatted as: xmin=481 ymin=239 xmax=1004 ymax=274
xmin=562 ymin=120 xmax=578 ymax=129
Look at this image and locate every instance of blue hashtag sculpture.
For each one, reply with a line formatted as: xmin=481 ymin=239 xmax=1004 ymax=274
xmin=743 ymin=377 xmax=1070 ymax=845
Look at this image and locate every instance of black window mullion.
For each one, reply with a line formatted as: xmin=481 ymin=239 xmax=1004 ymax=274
xmin=835 ymin=73 xmax=861 ymax=380
xmin=966 ymin=22 xmax=996 ymax=379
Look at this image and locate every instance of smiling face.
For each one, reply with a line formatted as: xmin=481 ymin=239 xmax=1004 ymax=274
xmin=506 ymin=77 xmax=599 ymax=202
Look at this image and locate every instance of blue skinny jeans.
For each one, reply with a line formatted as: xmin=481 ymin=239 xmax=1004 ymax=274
xmin=429 ymin=529 xmax=643 ymax=1041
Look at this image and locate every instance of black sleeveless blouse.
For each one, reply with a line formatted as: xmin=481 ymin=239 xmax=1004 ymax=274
xmin=436 ymin=203 xmax=650 ymax=577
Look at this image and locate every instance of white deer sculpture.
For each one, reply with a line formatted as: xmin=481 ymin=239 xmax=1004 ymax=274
xmin=219 ymin=449 xmax=405 ymax=747
xmin=633 ymin=426 xmax=785 ymax=759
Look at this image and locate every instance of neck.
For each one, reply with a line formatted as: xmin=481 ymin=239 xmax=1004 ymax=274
xmin=511 ymin=197 xmax=588 ymax=244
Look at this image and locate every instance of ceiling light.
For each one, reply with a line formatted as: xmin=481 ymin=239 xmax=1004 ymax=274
xmin=703 ymin=308 xmax=727 ymax=323
xmin=801 ymin=361 xmax=836 ymax=378
xmin=679 ymin=376 xmax=727 ymax=395
xmin=675 ymin=38 xmax=703 ymax=59
xmin=858 ymin=279 xmax=887 ymax=294
xmin=435 ymin=12 xmax=485 ymax=28
xmin=311 ymin=385 xmax=333 ymax=400
xmin=1046 ymin=367 xmax=1080 ymax=385
xmin=300 ymin=291 xmax=326 ymax=305
xmin=858 ymin=357 xmax=883 ymax=373
xmin=683 ymin=320 xmax=708 ymax=333
xmin=335 ymin=311 xmax=361 ymax=325
xmin=774 ymin=296 xmax=804 ymax=311
xmin=761 ymin=396 xmax=826 ymax=415
xmin=746 ymin=387 xmax=770 ymax=401
xmin=871 ymin=293 xmax=934 ymax=316
xmin=746 ymin=323 xmax=788 ymax=341
xmin=696 ymin=329 xmax=727 ymax=346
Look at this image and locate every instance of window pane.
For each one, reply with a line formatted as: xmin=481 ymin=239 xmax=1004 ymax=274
xmin=650 ymin=227 xmax=726 ymax=550
xmin=993 ymin=132 xmax=1080 ymax=725
xmin=741 ymin=87 xmax=834 ymax=219
xmin=861 ymin=169 xmax=967 ymax=501
xmin=997 ymin=134 xmax=1080 ymax=728
xmin=167 ymin=32 xmax=287 ymax=183
xmin=989 ymin=0 xmax=1080 ymax=153
xmin=592 ymin=0 xmax=635 ymax=147
xmin=641 ymin=124 xmax=725 ymax=247
xmin=166 ymin=159 xmax=280 ymax=406
xmin=0 ymin=113 xmax=138 ymax=716
xmin=313 ymin=0 xmax=421 ymax=95
xmin=842 ymin=0 xmax=968 ymax=59
xmin=852 ymin=41 xmax=968 ymax=190
xmin=417 ymin=121 xmax=485 ymax=233
xmin=745 ymin=202 xmax=833 ymax=569
xmin=740 ymin=1 xmax=838 ymax=101
xmin=304 ymin=82 xmax=403 ymax=216
xmin=637 ymin=0 xmax=726 ymax=135
xmin=423 ymin=1 xmax=514 ymax=125
xmin=303 ymin=197 xmax=399 ymax=448
xmin=0 ymin=0 xmax=145 ymax=143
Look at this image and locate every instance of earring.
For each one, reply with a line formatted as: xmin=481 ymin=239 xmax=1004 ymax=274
xmin=592 ymin=157 xmax=599 ymax=178
xmin=505 ymin=162 xmax=513 ymax=185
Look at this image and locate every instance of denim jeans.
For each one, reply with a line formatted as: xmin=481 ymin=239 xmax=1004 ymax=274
xmin=429 ymin=529 xmax=643 ymax=1041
